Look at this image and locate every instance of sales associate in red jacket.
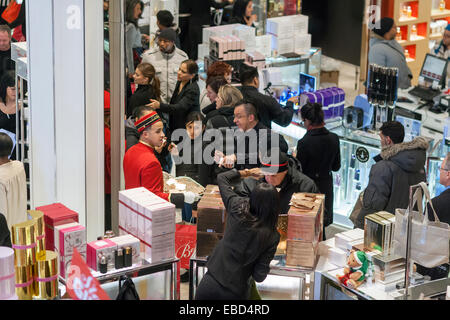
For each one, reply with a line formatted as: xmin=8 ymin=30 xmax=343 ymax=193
xmin=123 ymin=111 xmax=185 ymax=205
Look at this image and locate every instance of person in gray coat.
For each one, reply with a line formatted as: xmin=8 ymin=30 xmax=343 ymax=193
xmin=141 ymin=28 xmax=188 ymax=104
xmin=353 ymin=121 xmax=428 ymax=229
xmin=368 ymin=17 xmax=413 ymax=89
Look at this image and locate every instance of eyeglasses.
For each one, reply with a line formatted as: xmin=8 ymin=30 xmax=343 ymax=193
xmin=439 ymin=167 xmax=449 ymax=171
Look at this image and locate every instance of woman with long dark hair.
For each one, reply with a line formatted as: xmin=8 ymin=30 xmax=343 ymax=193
xmin=148 ymin=59 xmax=200 ymax=133
xmin=230 ymin=0 xmax=257 ymax=27
xmin=125 ymin=0 xmax=149 ymax=77
xmin=296 ymin=102 xmax=341 ymax=237
xmin=195 ymin=169 xmax=280 ymax=300
xmin=0 ymin=70 xmax=17 ymax=160
xmin=127 ymin=62 xmax=161 ymax=117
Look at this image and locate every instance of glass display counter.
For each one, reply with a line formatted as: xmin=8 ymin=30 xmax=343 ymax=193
xmin=189 ymin=255 xmax=314 ymax=300
xmin=427 ymin=138 xmax=449 ymax=198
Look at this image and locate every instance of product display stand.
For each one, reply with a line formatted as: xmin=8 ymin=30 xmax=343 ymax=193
xmin=189 ymin=255 xmax=315 ymax=300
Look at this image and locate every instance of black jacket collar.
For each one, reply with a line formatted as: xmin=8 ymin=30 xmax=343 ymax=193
xmin=306 ymin=127 xmax=329 ymax=136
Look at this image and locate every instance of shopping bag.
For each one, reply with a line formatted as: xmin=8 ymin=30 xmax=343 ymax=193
xmin=393 ymin=182 xmax=450 ymax=268
xmin=349 ymin=191 xmax=364 ymax=225
xmin=1 ymin=0 xmax=21 ymax=24
xmin=175 ymin=224 xmax=197 ymax=269
xmin=116 ymin=275 xmax=140 ymax=300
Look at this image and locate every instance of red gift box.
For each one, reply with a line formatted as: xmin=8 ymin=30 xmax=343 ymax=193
xmin=36 ymin=203 xmax=79 ymax=251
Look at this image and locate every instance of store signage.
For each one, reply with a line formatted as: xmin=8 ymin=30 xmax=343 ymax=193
xmin=356 ymin=147 xmax=370 ymax=163
xmin=66 ymin=248 xmax=110 ymax=300
xmin=66 ymin=4 xmax=82 ymax=30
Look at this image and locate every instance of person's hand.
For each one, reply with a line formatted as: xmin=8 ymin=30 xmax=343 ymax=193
xmin=239 ymin=169 xmax=251 ymax=178
xmin=155 ymin=138 xmax=167 ymax=154
xmin=245 ymin=14 xmax=257 ymax=26
xmin=183 ymin=191 xmax=196 ymax=204
xmin=168 ymin=143 xmax=178 ymax=156
xmin=215 ymin=96 xmax=224 ymax=109
xmin=288 ymin=96 xmax=299 ymax=104
xmin=221 ymin=154 xmax=236 ymax=168
xmin=128 ymin=72 xmax=134 ymax=79
xmin=214 ymin=150 xmax=225 ymax=166
xmin=142 ymin=34 xmax=150 ymax=43
xmin=247 ymin=168 xmax=263 ymax=179
xmin=147 ymin=99 xmax=160 ymax=109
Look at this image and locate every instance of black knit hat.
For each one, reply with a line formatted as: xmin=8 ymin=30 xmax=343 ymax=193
xmin=374 ymin=17 xmax=395 ymax=37
xmin=158 ymin=28 xmax=176 ymax=43
xmin=157 ymin=10 xmax=175 ymax=28
xmin=260 ymin=149 xmax=289 ymax=175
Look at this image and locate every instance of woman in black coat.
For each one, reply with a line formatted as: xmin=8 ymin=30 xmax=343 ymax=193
xmin=127 ymin=62 xmax=161 ymax=118
xmin=195 ymin=169 xmax=280 ymax=300
xmin=148 ymin=59 xmax=200 ymax=134
xmin=230 ymin=0 xmax=257 ymax=27
xmin=205 ymin=84 xmax=242 ymax=129
xmin=296 ymin=102 xmax=341 ymax=234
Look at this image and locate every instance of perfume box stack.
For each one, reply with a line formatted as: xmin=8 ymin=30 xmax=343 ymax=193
xmin=299 ymin=87 xmax=346 ymax=120
xmin=245 ymin=51 xmax=266 ymax=70
xmin=286 ymin=193 xmax=325 ymax=268
xmin=210 ymin=35 xmax=245 ymax=61
xmin=0 ymin=247 xmax=16 ymax=300
xmin=118 ymin=187 xmax=175 ymax=264
xmin=334 ymin=228 xmax=365 ymax=252
xmin=196 ymin=189 xmax=227 ymax=258
xmin=266 ymin=15 xmax=310 ymax=55
xmin=364 ymin=212 xmax=396 ymax=256
xmin=53 ymin=222 xmax=86 ymax=279
xmin=35 ymin=203 xmax=79 ymax=252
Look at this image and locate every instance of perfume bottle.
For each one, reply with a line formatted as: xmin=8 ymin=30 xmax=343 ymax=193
xmin=404 ymin=49 xmax=410 ymax=59
xmin=440 ymin=0 xmax=446 ymax=11
xmin=396 ymin=27 xmax=402 ymax=41
xmin=346 ymin=155 xmax=356 ymax=200
xmin=402 ymin=5 xmax=408 ymax=19
xmin=407 ymin=6 xmax=412 ymax=18
xmin=334 ymin=173 xmax=342 ymax=208
xmin=411 ymin=24 xmax=417 ymax=38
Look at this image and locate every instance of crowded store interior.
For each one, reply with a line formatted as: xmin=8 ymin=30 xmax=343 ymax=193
xmin=0 ymin=0 xmax=449 ymax=302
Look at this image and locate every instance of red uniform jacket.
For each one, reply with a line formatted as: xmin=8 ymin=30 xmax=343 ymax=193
xmin=123 ymin=142 xmax=169 ymax=201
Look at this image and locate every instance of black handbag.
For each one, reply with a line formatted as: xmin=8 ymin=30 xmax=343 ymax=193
xmin=116 ymin=275 xmax=140 ymax=300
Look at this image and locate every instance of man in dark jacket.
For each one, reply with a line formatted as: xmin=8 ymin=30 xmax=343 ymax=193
xmin=238 ymin=64 xmax=295 ymax=129
xmin=236 ymin=151 xmax=319 ymax=214
xmin=217 ymin=100 xmax=289 ymax=171
xmin=353 ymin=121 xmax=428 ymax=229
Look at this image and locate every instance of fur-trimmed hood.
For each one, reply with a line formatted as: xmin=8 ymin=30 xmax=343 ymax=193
xmin=381 ymin=137 xmax=429 ymax=173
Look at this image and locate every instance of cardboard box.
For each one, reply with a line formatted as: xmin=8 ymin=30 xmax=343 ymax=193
xmin=294 ymin=33 xmax=311 ymax=55
xmin=255 ymin=35 xmax=272 ymax=57
xmin=320 ymin=70 xmax=340 ymax=86
xmin=196 ymin=231 xmax=224 ymax=258
xmin=197 ymin=197 xmax=226 ymax=233
xmin=334 ymin=228 xmax=364 ymax=251
xmin=286 ymin=239 xmax=318 ymax=268
xmin=143 ymin=232 xmax=175 ymax=263
xmin=287 ymin=193 xmax=324 ymax=242
xmin=271 ymin=36 xmax=295 ymax=55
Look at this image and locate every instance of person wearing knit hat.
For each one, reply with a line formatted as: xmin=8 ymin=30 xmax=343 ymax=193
xmin=432 ymin=24 xmax=450 ymax=80
xmin=368 ymin=16 xmax=413 ymax=89
xmin=123 ymin=110 xmax=190 ymax=207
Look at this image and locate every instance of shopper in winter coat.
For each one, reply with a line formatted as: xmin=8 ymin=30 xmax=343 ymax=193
xmin=205 ymin=84 xmax=242 ymax=129
xmin=127 ymin=62 xmax=161 ymax=118
xmin=239 ymin=63 xmax=295 ymax=129
xmin=125 ymin=0 xmax=149 ymax=77
xmin=201 ymin=76 xmax=229 ymax=117
xmin=195 ymin=169 xmax=280 ymax=300
xmin=173 ymin=112 xmax=211 ymax=187
xmin=368 ymin=17 xmax=412 ymax=89
xmin=353 ymin=121 xmax=428 ymax=229
xmin=230 ymin=0 xmax=257 ymax=27
xmin=235 ymin=150 xmax=319 ymax=215
xmin=296 ymin=102 xmax=341 ymax=230
xmin=200 ymin=61 xmax=233 ymax=112
xmin=148 ymin=59 xmax=200 ymax=134
xmin=154 ymin=10 xmax=181 ymax=49
xmin=217 ymin=101 xmax=289 ymax=171
xmin=141 ymin=28 xmax=188 ymax=104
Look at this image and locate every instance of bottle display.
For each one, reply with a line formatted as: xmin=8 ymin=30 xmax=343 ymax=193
xmin=407 ymin=6 xmax=412 ymax=18
xmin=411 ymin=24 xmax=417 ymax=38
xmin=396 ymin=27 xmax=402 ymax=41
xmin=440 ymin=0 xmax=446 ymax=11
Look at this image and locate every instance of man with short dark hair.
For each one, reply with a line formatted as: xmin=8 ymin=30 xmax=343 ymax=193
xmin=0 ymin=132 xmax=26 ymax=230
xmin=353 ymin=121 xmax=429 ymax=228
xmin=238 ymin=64 xmax=296 ymax=129
xmin=141 ymin=28 xmax=188 ymax=104
xmin=217 ymin=100 xmax=289 ymax=171
xmin=0 ymin=24 xmax=14 ymax=77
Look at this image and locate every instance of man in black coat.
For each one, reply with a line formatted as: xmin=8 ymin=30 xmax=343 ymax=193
xmin=235 ymin=151 xmax=319 ymax=214
xmin=0 ymin=25 xmax=14 ymax=77
xmin=216 ymin=100 xmax=289 ymax=171
xmin=416 ymin=152 xmax=450 ymax=280
xmin=238 ymin=64 xmax=295 ymax=129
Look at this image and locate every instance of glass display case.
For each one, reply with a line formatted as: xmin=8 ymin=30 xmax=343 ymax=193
xmin=264 ymin=47 xmax=322 ymax=99
xmin=427 ymin=137 xmax=449 ymax=198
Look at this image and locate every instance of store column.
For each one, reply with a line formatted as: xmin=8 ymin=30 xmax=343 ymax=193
xmin=26 ymin=0 xmax=104 ymax=241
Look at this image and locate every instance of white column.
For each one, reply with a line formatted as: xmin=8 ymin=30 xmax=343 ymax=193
xmin=26 ymin=0 xmax=104 ymax=241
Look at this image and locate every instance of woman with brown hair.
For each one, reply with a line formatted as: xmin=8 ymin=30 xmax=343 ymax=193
xmin=148 ymin=59 xmax=200 ymax=134
xmin=127 ymin=62 xmax=161 ymax=118
xmin=200 ymin=61 xmax=233 ymax=111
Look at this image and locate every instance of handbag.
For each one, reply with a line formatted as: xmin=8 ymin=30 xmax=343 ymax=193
xmin=1 ymin=0 xmax=21 ymax=24
xmin=392 ymin=182 xmax=450 ymax=268
xmin=116 ymin=275 xmax=140 ymax=300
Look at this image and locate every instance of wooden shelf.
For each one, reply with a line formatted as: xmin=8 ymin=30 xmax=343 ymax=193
xmin=399 ymin=16 xmax=419 ymax=23
xmin=429 ymin=33 xmax=444 ymax=40
xmin=431 ymin=9 xmax=450 ymax=19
